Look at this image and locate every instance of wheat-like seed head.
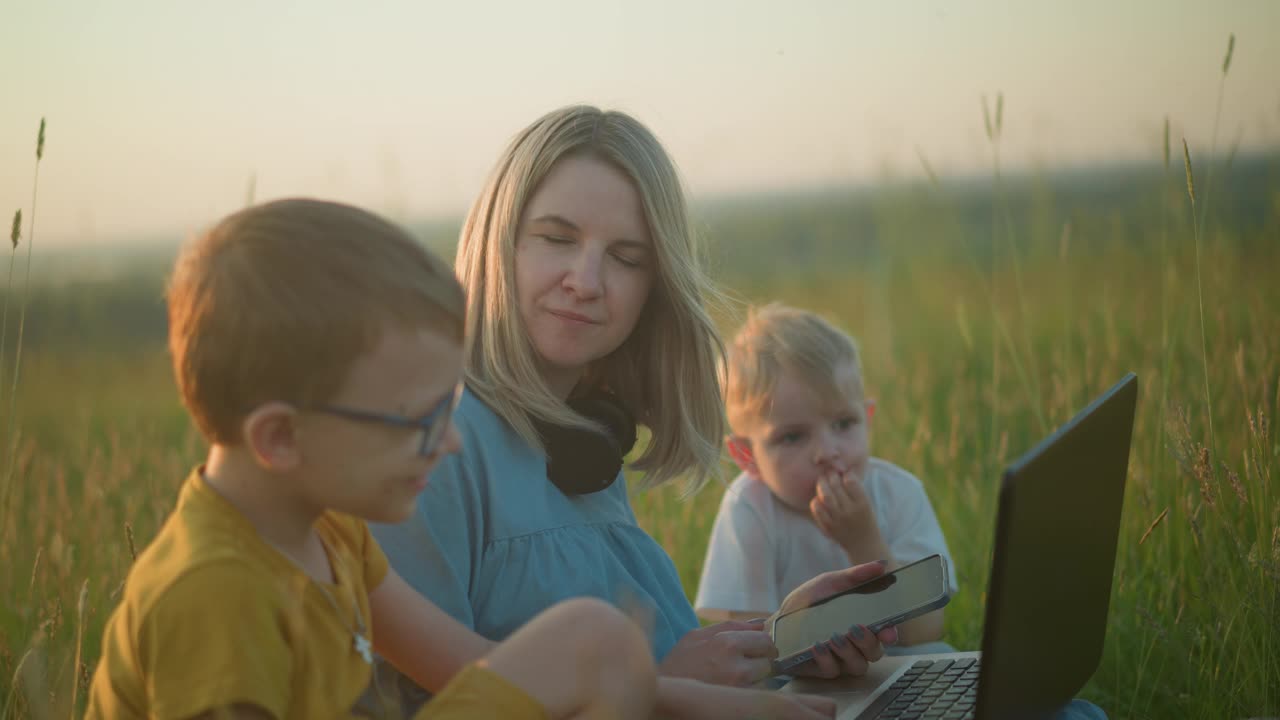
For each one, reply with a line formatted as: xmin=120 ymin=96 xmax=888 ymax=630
xmin=1196 ymin=446 xmax=1215 ymax=507
xmin=1222 ymin=33 xmax=1235 ymax=76
xmin=1182 ymin=139 xmax=1196 ymax=203
xmin=1222 ymin=463 xmax=1247 ymax=505
xmin=10 ymin=209 xmax=20 ymax=249
xmin=36 ymin=118 xmax=46 ymax=161
xmin=1138 ymin=507 xmax=1169 ymax=545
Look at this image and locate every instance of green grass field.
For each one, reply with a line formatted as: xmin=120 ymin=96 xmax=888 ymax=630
xmin=1 ymin=144 xmax=1277 ymax=718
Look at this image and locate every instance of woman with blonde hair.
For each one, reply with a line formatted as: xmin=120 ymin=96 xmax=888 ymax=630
xmin=373 ymin=106 xmax=897 ymax=718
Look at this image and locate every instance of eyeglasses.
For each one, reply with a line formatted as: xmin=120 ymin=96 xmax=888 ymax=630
xmin=316 ymin=382 xmax=464 ymax=457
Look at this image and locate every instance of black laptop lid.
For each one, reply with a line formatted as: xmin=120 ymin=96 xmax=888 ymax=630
xmin=976 ymin=374 xmax=1139 ymax=719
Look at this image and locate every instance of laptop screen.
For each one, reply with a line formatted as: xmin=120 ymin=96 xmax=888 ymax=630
xmin=977 ymin=373 xmax=1138 ymax=718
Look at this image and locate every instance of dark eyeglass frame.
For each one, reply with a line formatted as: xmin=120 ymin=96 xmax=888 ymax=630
xmin=316 ymin=382 xmax=464 ymax=457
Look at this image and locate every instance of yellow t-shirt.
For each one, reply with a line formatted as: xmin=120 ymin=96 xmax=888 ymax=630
xmin=86 ymin=468 xmax=390 ymax=720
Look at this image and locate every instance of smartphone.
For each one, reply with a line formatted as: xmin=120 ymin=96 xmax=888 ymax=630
xmin=769 ymin=554 xmax=952 ymax=674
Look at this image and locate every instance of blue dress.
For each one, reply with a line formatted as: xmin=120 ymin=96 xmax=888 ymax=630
xmin=371 ymin=388 xmax=699 ymax=660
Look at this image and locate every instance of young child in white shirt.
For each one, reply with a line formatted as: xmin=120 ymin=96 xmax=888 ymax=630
xmin=695 ymin=303 xmax=958 ymax=652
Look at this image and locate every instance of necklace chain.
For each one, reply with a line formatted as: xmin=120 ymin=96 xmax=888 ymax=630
xmin=314 ymin=579 xmax=373 ymax=664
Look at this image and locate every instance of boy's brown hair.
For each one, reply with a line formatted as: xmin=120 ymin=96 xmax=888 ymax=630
xmin=724 ymin=303 xmax=863 ymax=434
xmin=167 ymin=198 xmax=465 ymax=444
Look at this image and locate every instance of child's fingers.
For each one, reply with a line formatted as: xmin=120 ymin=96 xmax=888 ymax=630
xmin=825 ymin=473 xmax=873 ymax=522
xmin=816 ymin=476 xmax=849 ymax=515
xmin=809 ymin=499 xmax=836 ymax=536
xmin=839 ymin=470 xmax=870 ymax=502
xmin=839 ymin=471 xmax=865 ymax=496
xmin=814 ymin=475 xmax=831 ymax=505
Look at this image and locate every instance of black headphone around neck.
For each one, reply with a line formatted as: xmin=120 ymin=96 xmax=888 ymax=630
xmin=533 ymin=390 xmax=637 ymax=496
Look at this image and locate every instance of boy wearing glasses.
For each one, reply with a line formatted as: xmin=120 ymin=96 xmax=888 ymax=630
xmin=87 ymin=199 xmax=656 ymax=719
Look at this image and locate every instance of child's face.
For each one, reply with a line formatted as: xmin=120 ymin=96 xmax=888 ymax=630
xmin=298 ymin=325 xmax=464 ymax=523
xmin=514 ymin=153 xmax=655 ymax=394
xmin=733 ymin=363 xmax=870 ymax=513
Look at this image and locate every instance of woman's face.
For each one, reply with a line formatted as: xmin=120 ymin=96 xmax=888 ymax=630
xmin=514 ymin=153 xmax=655 ymax=397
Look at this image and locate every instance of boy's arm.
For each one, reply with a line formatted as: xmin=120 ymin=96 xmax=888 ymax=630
xmin=369 ymin=568 xmax=498 ymax=693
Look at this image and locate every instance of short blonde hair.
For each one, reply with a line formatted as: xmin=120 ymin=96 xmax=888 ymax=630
xmin=168 ymin=198 xmax=465 ymax=444
xmin=455 ymin=105 xmax=727 ymax=491
xmin=725 ymin=303 xmax=863 ymax=434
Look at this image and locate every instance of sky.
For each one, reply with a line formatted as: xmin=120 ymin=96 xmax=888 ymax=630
xmin=2 ymin=0 xmax=1278 ymax=247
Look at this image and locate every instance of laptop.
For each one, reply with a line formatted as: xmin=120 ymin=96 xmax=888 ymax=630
xmin=780 ymin=373 xmax=1138 ymax=719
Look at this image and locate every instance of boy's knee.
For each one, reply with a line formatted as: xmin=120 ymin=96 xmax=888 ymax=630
xmin=552 ymin=598 xmax=645 ymax=642
xmin=548 ymin=598 xmax=654 ymax=669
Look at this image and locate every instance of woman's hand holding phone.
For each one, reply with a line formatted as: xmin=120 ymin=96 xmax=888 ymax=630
xmin=771 ymin=561 xmax=900 ymax=679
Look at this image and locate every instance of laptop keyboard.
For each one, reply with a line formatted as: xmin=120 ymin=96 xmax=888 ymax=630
xmin=858 ymin=657 xmax=980 ymax=719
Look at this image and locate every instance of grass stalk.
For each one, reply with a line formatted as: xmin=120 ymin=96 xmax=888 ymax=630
xmin=1182 ymin=139 xmax=1218 ymax=461
xmin=0 ymin=211 xmax=21 ymax=456
xmin=1159 ymin=118 xmax=1174 ymax=435
xmin=68 ymin=580 xmax=89 ymax=719
xmin=1196 ymin=33 xmax=1234 ymax=244
xmin=984 ymin=92 xmax=1046 ymax=434
xmin=2 ymin=119 xmax=46 ymax=518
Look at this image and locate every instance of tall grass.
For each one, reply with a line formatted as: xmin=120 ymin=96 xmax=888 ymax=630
xmin=1 ymin=349 xmax=194 ymax=719
xmin=639 ymin=37 xmax=1276 ymax=715
xmin=1 ymin=164 xmax=1276 ymax=717
xmin=2 ymin=119 xmax=47 ymax=521
xmin=1182 ymin=139 xmax=1218 ymax=464
xmin=639 ymin=195 xmax=1278 ymax=717
xmin=2 ymin=39 xmax=1278 ymax=718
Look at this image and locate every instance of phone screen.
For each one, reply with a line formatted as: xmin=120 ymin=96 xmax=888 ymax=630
xmin=772 ymin=555 xmax=948 ymax=659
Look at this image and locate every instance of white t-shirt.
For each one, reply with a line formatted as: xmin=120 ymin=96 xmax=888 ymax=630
xmin=694 ymin=457 xmax=959 ymax=617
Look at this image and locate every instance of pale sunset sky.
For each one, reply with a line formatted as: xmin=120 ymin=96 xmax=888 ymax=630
xmin=2 ymin=0 xmax=1278 ymax=247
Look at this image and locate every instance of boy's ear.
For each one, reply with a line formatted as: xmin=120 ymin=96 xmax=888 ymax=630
xmin=242 ymin=402 xmax=303 ymax=471
xmin=865 ymin=398 xmax=876 ymax=422
xmin=726 ymin=435 xmax=759 ymax=477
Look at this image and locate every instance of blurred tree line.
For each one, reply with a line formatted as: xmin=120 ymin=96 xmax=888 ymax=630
xmin=5 ymin=153 xmax=1276 ymax=353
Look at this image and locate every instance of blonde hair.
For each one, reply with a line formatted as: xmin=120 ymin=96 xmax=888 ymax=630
xmin=168 ymin=198 xmax=465 ymax=444
xmin=724 ymin=303 xmax=864 ymax=434
xmin=455 ymin=105 xmax=726 ymax=491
